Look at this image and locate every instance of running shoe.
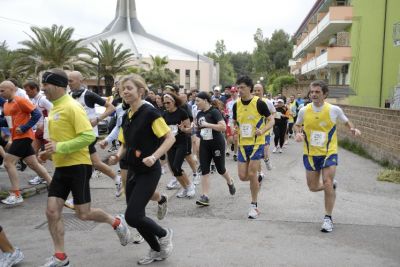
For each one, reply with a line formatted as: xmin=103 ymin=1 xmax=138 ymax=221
xmin=176 ymin=188 xmax=188 ymax=198
xmin=192 ymin=173 xmax=201 ymax=185
xmin=228 ymin=180 xmax=236 ymax=195
xmin=166 ymin=177 xmax=180 ymax=190
xmin=1 ymin=193 xmax=23 ymax=206
xmin=132 ymin=232 xmax=145 ymax=244
xmin=248 ymin=204 xmax=260 ymax=219
xmin=115 ymin=214 xmax=131 ymax=246
xmin=64 ymin=198 xmax=75 ymax=210
xmin=272 ymin=147 xmax=277 ymax=153
xmin=0 ymin=247 xmax=24 ymax=267
xmin=196 ymin=195 xmax=210 ymax=206
xmin=258 ymin=173 xmax=265 ymax=186
xmin=278 ymin=147 xmax=283 ymax=153
xmin=264 ymin=158 xmax=272 ymax=170
xmin=157 ymin=194 xmax=168 ymax=220
xmin=159 ymin=228 xmax=173 ymax=259
xmin=39 ymin=255 xmax=70 ymax=267
xmin=28 ymin=176 xmax=47 ymax=185
xmin=186 ymin=183 xmax=196 ymax=198
xmin=321 ymin=216 xmax=333 ymax=233
xmin=137 ymin=249 xmax=162 ymax=265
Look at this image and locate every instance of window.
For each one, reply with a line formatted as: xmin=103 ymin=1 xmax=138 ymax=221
xmin=336 ymin=71 xmax=340 ymax=85
xmin=185 ymin=69 xmax=190 ymax=90
xmin=195 ymin=70 xmax=200 ymax=90
xmin=175 ymin=69 xmax=180 ymax=84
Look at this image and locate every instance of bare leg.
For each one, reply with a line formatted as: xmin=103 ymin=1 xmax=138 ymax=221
xmin=91 ymin=152 xmax=117 ymax=181
xmin=24 ymin=155 xmax=52 ymax=183
xmin=0 ymin=228 xmax=15 ymax=253
xmin=46 ymin=197 xmax=66 ymax=253
xmin=4 ymin=153 xmax=20 ymax=191
xmin=322 ymin=166 xmax=337 ymax=215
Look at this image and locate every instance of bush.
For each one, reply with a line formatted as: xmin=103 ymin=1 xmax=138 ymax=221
xmin=272 ymin=75 xmax=296 ymax=95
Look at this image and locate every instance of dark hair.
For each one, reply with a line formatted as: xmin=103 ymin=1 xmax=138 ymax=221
xmin=7 ymin=78 xmax=20 ymax=88
xmin=165 ymin=83 xmax=179 ymax=93
xmin=196 ymin=91 xmax=211 ymax=103
xmin=236 ymin=75 xmax=254 ymax=91
xmin=23 ymin=81 xmax=40 ymax=91
xmin=211 ymin=99 xmax=224 ymax=112
xmin=163 ymin=92 xmax=183 ymax=107
xmin=224 ymin=85 xmax=231 ymax=90
xmin=310 ymin=80 xmax=329 ymax=95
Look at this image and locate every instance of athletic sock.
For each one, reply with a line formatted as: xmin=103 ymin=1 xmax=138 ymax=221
xmin=12 ymin=190 xmax=21 ymax=197
xmin=112 ymin=217 xmax=121 ymax=229
xmin=54 ymin=252 xmax=67 ymax=261
xmin=251 ymin=202 xmax=257 ymax=207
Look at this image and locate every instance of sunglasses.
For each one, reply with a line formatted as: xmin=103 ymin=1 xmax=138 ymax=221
xmin=163 ymin=102 xmax=172 ymax=105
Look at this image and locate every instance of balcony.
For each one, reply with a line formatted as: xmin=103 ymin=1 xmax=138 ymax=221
xmin=293 ymin=6 xmax=352 ymax=59
xmin=301 ymin=46 xmax=351 ymax=75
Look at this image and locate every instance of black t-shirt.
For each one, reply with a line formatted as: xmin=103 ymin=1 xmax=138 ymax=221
xmin=232 ymin=97 xmax=271 ymax=121
xmin=196 ymin=107 xmax=224 ymax=141
xmin=180 ymin=103 xmax=193 ymax=122
xmin=163 ymin=107 xmax=189 ymax=145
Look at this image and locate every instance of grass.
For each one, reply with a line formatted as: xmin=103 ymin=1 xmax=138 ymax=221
xmin=338 ymin=139 xmax=400 ymax=184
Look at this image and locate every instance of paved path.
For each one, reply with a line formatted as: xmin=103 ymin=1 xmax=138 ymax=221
xmin=1 ymin=140 xmax=399 ymax=266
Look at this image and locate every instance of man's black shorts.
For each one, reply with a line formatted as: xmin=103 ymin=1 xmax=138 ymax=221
xmin=7 ymin=138 xmax=35 ymax=158
xmin=48 ymin=164 xmax=92 ymax=205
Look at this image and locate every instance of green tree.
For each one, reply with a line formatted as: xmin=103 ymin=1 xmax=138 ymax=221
xmin=272 ymin=75 xmax=296 ymax=95
xmin=0 ymin=41 xmax=27 ymax=82
xmin=268 ymin=29 xmax=293 ymax=71
xmin=142 ymin=55 xmax=177 ymax=89
xmin=252 ymin=28 xmax=273 ymax=79
xmin=227 ymin=51 xmax=253 ymax=77
xmin=88 ymin=39 xmax=134 ymax=95
xmin=205 ymin=40 xmax=235 ymax=87
xmin=17 ymin=24 xmax=90 ymax=77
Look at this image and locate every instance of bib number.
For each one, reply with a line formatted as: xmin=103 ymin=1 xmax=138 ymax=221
xmin=275 ymin=112 xmax=282 ymax=119
xmin=169 ymin=125 xmax=178 ymax=136
xmin=200 ymin=128 xmax=213 ymax=140
xmin=310 ymin=131 xmax=326 ymax=147
xmin=5 ymin=116 xmax=12 ymax=128
xmin=240 ymin=124 xmax=253 ymax=138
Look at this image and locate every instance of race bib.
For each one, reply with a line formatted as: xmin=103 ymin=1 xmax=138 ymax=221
xmin=200 ymin=128 xmax=213 ymax=140
xmin=169 ymin=125 xmax=178 ymax=136
xmin=43 ymin=117 xmax=50 ymax=140
xmin=240 ymin=124 xmax=253 ymax=138
xmin=275 ymin=112 xmax=282 ymax=119
xmin=5 ymin=116 xmax=12 ymax=128
xmin=310 ymin=131 xmax=326 ymax=147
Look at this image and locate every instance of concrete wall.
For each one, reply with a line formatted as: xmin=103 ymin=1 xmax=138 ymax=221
xmin=337 ymin=104 xmax=400 ymax=166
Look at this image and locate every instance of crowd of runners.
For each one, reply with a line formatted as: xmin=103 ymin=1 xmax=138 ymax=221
xmin=0 ymin=70 xmax=361 ymax=266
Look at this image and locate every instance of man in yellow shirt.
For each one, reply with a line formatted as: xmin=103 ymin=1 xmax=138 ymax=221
xmin=295 ymin=80 xmax=361 ymax=233
xmin=38 ymin=69 xmax=131 ymax=267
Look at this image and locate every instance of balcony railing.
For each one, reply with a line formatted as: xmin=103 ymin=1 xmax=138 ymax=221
xmin=293 ymin=6 xmax=352 ymax=59
xmin=300 ymin=47 xmax=351 ymax=75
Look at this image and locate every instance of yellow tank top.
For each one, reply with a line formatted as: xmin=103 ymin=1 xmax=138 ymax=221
xmin=236 ymin=96 xmax=265 ymax=145
xmin=261 ymin=97 xmax=272 ymax=135
xmin=303 ymin=103 xmax=337 ymax=156
xmin=288 ymin=103 xmax=295 ymax=123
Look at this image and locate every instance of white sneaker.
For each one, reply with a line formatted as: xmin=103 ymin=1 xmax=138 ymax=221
xmin=28 ymin=176 xmax=46 ymax=185
xmin=115 ymin=175 xmax=123 ymax=197
xmin=0 ymin=247 xmax=24 ymax=267
xmin=1 ymin=193 xmax=23 ymax=206
xmin=159 ymin=228 xmax=173 ymax=259
xmin=248 ymin=204 xmax=260 ymax=219
xmin=186 ymin=183 xmax=196 ymax=198
xmin=115 ymin=214 xmax=131 ymax=246
xmin=92 ymin=169 xmax=101 ymax=179
xmin=157 ymin=194 xmax=168 ymax=220
xmin=278 ymin=147 xmax=283 ymax=153
xmin=264 ymin=158 xmax=272 ymax=170
xmin=321 ymin=217 xmax=333 ymax=233
xmin=132 ymin=232 xmax=145 ymax=244
xmin=176 ymin=188 xmax=188 ymax=198
xmin=137 ymin=249 xmax=162 ymax=265
xmin=161 ymin=166 xmax=166 ymax=175
xmin=193 ymin=173 xmax=201 ymax=185
xmin=166 ymin=177 xmax=180 ymax=190
xmin=272 ymin=147 xmax=277 ymax=153
xmin=39 ymin=255 xmax=70 ymax=267
xmin=64 ymin=198 xmax=75 ymax=210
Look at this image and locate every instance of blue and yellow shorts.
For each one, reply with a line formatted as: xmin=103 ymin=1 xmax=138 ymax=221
xmin=265 ymin=134 xmax=271 ymax=146
xmin=303 ymin=154 xmax=338 ymax=171
xmin=238 ymin=145 xmax=265 ymax=163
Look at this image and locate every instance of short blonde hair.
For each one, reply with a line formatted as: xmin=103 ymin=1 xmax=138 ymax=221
xmin=120 ymin=74 xmax=149 ymax=99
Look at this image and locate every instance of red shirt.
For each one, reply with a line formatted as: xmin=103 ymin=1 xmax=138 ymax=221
xmin=3 ymin=96 xmax=36 ymax=140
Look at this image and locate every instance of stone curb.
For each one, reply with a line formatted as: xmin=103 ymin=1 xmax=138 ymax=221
xmin=0 ymin=184 xmax=48 ymax=199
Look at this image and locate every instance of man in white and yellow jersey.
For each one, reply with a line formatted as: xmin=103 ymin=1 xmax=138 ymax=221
xmin=233 ymin=76 xmax=274 ymax=219
xmin=295 ymin=80 xmax=361 ymax=233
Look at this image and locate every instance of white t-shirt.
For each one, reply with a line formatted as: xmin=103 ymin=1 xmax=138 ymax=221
xmin=296 ymin=103 xmax=348 ymax=125
xmin=16 ymin=88 xmax=29 ymax=99
xmin=263 ymin=98 xmax=276 ymax=114
xmin=31 ymin=92 xmax=53 ymax=128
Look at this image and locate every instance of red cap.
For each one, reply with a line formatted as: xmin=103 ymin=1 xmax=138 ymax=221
xmin=230 ymin=86 xmax=237 ymax=93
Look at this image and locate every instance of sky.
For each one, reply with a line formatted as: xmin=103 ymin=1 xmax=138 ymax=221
xmin=0 ymin=0 xmax=316 ymax=54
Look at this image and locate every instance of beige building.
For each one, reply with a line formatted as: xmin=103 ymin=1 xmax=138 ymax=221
xmin=81 ymin=0 xmax=218 ymax=94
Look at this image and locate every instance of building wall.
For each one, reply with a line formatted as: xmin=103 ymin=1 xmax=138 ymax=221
xmin=349 ymin=0 xmax=400 ymax=107
xmin=337 ymin=104 xmax=400 ymax=166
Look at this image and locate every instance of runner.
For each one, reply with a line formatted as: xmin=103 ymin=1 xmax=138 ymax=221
xmin=109 ymin=74 xmax=175 ymax=265
xmin=39 ymin=69 xmax=130 ymax=267
xmin=23 ymin=81 xmax=53 ymax=185
xmin=224 ymin=86 xmax=239 ymax=161
xmin=295 ymin=80 xmax=361 ymax=232
xmin=68 ymin=71 xmax=122 ymax=198
xmin=0 ymin=81 xmax=52 ymax=206
xmin=233 ymin=76 xmax=274 ymax=219
xmin=163 ymin=92 xmax=195 ymax=198
xmin=272 ymin=99 xmax=289 ymax=153
xmin=195 ymin=92 xmax=235 ymax=206
xmin=0 ymin=225 xmax=24 ymax=266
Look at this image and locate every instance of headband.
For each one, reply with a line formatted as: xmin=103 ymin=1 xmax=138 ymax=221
xmin=164 ymin=94 xmax=175 ymax=103
xmin=42 ymin=71 xmax=68 ymax=87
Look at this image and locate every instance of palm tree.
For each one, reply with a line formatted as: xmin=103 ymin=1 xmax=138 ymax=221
xmin=16 ymin=24 xmax=90 ymax=77
xmin=87 ymin=39 xmax=134 ymax=95
xmin=0 ymin=41 xmax=24 ymax=81
xmin=142 ymin=55 xmax=177 ymax=89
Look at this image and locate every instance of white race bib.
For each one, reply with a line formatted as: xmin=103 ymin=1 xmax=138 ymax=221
xmin=240 ymin=124 xmax=253 ymax=138
xmin=275 ymin=112 xmax=282 ymax=119
xmin=310 ymin=131 xmax=326 ymax=147
xmin=43 ymin=117 xmax=50 ymax=140
xmin=200 ymin=128 xmax=213 ymax=140
xmin=5 ymin=116 xmax=12 ymax=128
xmin=169 ymin=125 xmax=178 ymax=136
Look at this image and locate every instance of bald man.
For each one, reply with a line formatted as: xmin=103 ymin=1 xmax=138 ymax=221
xmin=0 ymin=81 xmax=52 ymax=206
xmin=67 ymin=71 xmax=121 ymax=199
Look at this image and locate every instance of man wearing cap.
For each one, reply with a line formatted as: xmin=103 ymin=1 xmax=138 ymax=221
xmin=39 ymin=69 xmax=130 ymax=267
xmin=0 ymin=80 xmax=52 ymax=206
